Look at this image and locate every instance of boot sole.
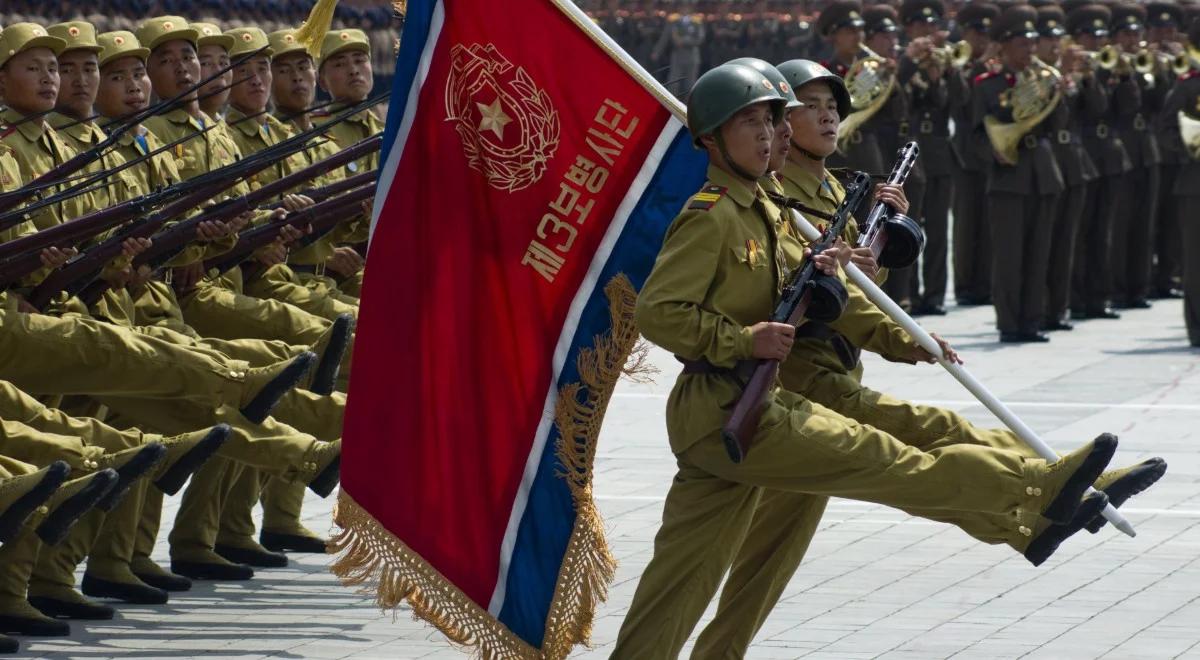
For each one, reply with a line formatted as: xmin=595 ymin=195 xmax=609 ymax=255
xmin=1086 ymin=458 xmax=1168 ymax=534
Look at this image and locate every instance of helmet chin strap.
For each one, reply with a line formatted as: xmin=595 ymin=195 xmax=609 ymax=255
xmin=790 ymin=137 xmax=826 ymax=162
xmin=715 ymin=132 xmax=763 ymax=182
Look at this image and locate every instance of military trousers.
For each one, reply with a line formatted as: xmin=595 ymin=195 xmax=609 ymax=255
xmin=1110 ymin=164 xmax=1160 ymax=305
xmin=916 ymin=172 xmax=952 ymax=309
xmin=952 ymin=167 xmax=991 ymax=303
xmin=1154 ymin=163 xmax=1182 ymax=294
xmin=1046 ymin=183 xmax=1088 ymax=325
xmin=689 ymin=366 xmax=1041 ymax=659
xmin=1178 ymin=195 xmax=1200 ymax=346
xmin=244 ymin=264 xmax=358 ymax=322
xmin=612 ymin=389 xmax=1059 ymax=659
xmin=1071 ymin=175 xmax=1122 ymax=314
xmin=986 ymin=192 xmax=1056 ymax=335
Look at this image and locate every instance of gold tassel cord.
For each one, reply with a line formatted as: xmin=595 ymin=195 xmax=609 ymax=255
xmin=328 ymin=273 xmax=641 ymax=659
xmin=295 ymin=0 xmax=339 ymax=59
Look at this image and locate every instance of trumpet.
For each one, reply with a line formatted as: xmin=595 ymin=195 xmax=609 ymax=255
xmin=929 ymin=41 xmax=972 ymax=69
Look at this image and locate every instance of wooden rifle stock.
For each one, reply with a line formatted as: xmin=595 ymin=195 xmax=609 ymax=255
xmin=719 ymin=172 xmax=872 ymax=463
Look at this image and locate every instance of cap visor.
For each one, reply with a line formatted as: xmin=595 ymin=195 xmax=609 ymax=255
xmin=23 ymin=35 xmax=69 ymax=55
xmin=100 ymin=47 xmax=151 ymax=68
xmin=199 ymin=34 xmax=236 ymax=50
xmin=149 ymin=28 xmax=200 ymax=50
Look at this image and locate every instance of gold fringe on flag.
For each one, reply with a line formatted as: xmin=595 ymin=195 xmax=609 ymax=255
xmin=329 ymin=273 xmax=641 ymax=659
xmin=295 ymin=0 xmax=339 ymax=59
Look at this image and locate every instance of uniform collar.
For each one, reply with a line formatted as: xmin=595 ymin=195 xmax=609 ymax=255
xmin=225 ymin=106 xmax=268 ymax=138
xmin=2 ymin=107 xmax=49 ymax=142
xmin=47 ymin=111 xmax=103 ymax=145
xmin=706 ymin=164 xmax=759 ymax=208
xmin=164 ymin=107 xmax=211 ymax=131
xmin=779 ymin=160 xmax=838 ymax=204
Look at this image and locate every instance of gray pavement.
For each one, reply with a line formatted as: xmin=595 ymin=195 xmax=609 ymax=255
xmin=19 ymin=297 xmax=1200 ymax=659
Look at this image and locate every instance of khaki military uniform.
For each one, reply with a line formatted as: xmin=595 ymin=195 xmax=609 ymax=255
xmin=613 ymin=165 xmax=1068 ymax=657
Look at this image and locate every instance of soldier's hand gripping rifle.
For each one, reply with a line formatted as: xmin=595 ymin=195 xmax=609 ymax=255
xmin=201 ymin=183 xmax=376 ymax=283
xmin=856 ymin=141 xmax=925 ymax=269
xmin=720 ymin=172 xmax=871 ymax=463
xmin=257 ymin=169 xmax=377 ymax=210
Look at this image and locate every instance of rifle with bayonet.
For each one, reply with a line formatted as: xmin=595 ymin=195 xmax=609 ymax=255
xmin=720 ymin=171 xmax=871 ymax=464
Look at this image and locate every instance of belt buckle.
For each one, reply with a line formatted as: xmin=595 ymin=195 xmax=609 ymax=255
xmin=315 ymin=262 xmax=326 ymax=278
xmin=1022 ymin=133 xmax=1038 ymax=150
xmin=1133 ymin=115 xmax=1147 ymax=131
xmin=920 ymin=119 xmax=934 ymax=134
xmin=1057 ymin=129 xmax=1071 ymax=145
xmin=850 ymin=130 xmax=863 ymax=145
xmin=164 ymin=269 xmax=173 ymax=286
xmin=899 ymin=121 xmax=910 ymax=136
xmin=1096 ymin=124 xmax=1109 ymax=139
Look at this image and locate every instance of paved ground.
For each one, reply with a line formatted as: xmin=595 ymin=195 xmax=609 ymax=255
xmin=19 ymin=296 xmax=1200 ymax=659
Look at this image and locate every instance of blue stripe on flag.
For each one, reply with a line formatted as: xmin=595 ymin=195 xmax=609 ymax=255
xmin=382 ymin=0 xmax=438 ymax=166
xmin=496 ymin=128 xmax=708 ymax=647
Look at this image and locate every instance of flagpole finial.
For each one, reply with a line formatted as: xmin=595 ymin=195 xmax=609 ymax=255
xmin=295 ymin=0 xmax=339 ymax=59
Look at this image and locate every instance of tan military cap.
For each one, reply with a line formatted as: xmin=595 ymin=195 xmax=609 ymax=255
xmin=47 ymin=21 xmax=103 ymax=55
xmin=97 ymin=31 xmax=150 ymax=69
xmin=193 ymin=22 xmax=234 ymax=51
xmin=226 ymin=27 xmax=273 ymax=59
xmin=319 ymin=28 xmax=370 ymax=65
xmin=135 ymin=16 xmax=199 ymax=51
xmin=268 ymin=28 xmax=308 ymax=59
xmin=0 ymin=23 xmax=67 ymax=70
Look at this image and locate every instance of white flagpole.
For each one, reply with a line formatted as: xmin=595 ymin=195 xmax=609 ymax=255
xmin=787 ymin=209 xmax=1137 ymax=538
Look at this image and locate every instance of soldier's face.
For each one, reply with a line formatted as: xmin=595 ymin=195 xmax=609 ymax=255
xmin=963 ymin=28 xmax=990 ymax=57
xmin=1077 ymin=32 xmax=1104 ymax=51
xmin=198 ymin=44 xmax=232 ymax=108
xmin=0 ymin=48 xmax=60 ymax=114
xmin=229 ymin=55 xmax=272 ymax=114
xmin=147 ymin=40 xmax=200 ymax=102
xmin=830 ymin=26 xmax=863 ymax=58
xmin=1037 ymin=36 xmax=1061 ymax=64
xmin=769 ymin=111 xmax=792 ymax=172
xmin=867 ymin=32 xmax=897 ymax=56
xmin=907 ymin=22 xmax=936 ymax=39
xmin=703 ymin=102 xmax=774 ymax=178
xmin=97 ymin=57 xmax=150 ymax=119
xmin=1002 ymin=36 xmax=1034 ymax=70
xmin=1115 ymin=28 xmax=1141 ymax=52
xmin=788 ymin=82 xmax=839 ymax=160
xmin=56 ymin=50 xmax=100 ymax=120
xmin=271 ymin=52 xmax=316 ymax=112
xmin=1148 ymin=26 xmax=1178 ymax=45
xmin=319 ymin=50 xmax=373 ymax=102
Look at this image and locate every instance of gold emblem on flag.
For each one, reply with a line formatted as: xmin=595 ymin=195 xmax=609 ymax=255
xmin=445 ymin=43 xmax=560 ymax=192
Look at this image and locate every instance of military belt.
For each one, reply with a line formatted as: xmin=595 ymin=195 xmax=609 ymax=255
xmin=289 ymin=263 xmax=327 ymax=277
xmin=1056 ymin=129 xmax=1073 ymax=145
xmin=675 ymin=356 xmax=731 ymax=375
xmin=795 ymin=322 xmax=861 ymax=370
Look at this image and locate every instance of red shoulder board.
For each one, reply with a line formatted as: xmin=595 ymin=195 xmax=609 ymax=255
xmin=1181 ymin=70 xmax=1200 ymax=81
xmin=688 ymin=185 xmax=727 ymax=211
xmin=973 ymin=71 xmax=996 ymax=85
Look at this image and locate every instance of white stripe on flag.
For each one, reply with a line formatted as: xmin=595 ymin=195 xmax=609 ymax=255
xmin=488 ymin=117 xmax=688 ymax=616
xmin=368 ymin=1 xmax=445 ymax=243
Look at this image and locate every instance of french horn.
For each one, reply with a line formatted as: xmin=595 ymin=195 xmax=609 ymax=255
xmin=837 ymin=44 xmax=896 ymax=152
xmin=983 ymin=57 xmax=1063 ymax=165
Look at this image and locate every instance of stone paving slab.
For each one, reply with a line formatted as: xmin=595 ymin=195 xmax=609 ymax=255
xmin=16 ymin=298 xmax=1200 ymax=659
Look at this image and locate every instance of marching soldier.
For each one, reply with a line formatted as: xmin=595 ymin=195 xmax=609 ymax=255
xmin=1168 ymin=20 xmax=1200 ymax=346
xmin=611 ymin=58 xmax=1126 ymax=658
xmin=900 ymin=0 xmax=956 ymax=315
xmin=1109 ymin=3 xmax=1162 ymax=310
xmin=192 ymin=22 xmax=234 ymax=118
xmin=1147 ymin=1 xmax=1187 ymax=299
xmin=949 ymin=1 xmax=1000 ymax=307
xmin=1037 ymin=4 xmax=1102 ymax=331
xmin=1069 ymin=3 xmax=1131 ymax=321
xmin=974 ymin=4 xmax=1065 ymax=342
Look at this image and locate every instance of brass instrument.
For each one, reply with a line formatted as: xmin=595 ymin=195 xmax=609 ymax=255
xmin=1180 ymin=110 xmax=1200 ymax=160
xmin=984 ymin=57 xmax=1063 ymax=165
xmin=928 ymin=40 xmax=972 ymax=69
xmin=1078 ymin=44 xmax=1121 ymax=72
xmin=837 ymin=44 xmax=896 ymax=152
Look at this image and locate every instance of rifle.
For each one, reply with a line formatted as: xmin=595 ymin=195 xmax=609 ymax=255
xmin=856 ymin=141 xmax=924 ymax=269
xmin=0 ymin=45 xmax=269 ymax=215
xmin=202 ymin=184 xmax=376 ymax=282
xmin=720 ymin=172 xmax=871 ymax=464
xmin=258 ymin=169 xmax=377 ymax=210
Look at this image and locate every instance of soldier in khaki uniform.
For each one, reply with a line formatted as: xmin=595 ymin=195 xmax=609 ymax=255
xmin=192 ymin=22 xmax=233 ymax=119
xmin=611 ymin=61 xmax=1128 ymax=658
xmin=314 ymin=27 xmax=382 ymax=298
xmin=689 ymin=59 xmax=1166 ymax=656
xmin=270 ymin=27 xmax=363 ymax=307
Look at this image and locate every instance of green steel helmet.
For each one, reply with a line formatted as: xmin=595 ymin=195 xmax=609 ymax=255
xmin=686 ymin=62 xmax=787 ymax=146
xmin=776 ymin=59 xmax=852 ymax=119
xmin=726 ymin=57 xmax=801 ymax=110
